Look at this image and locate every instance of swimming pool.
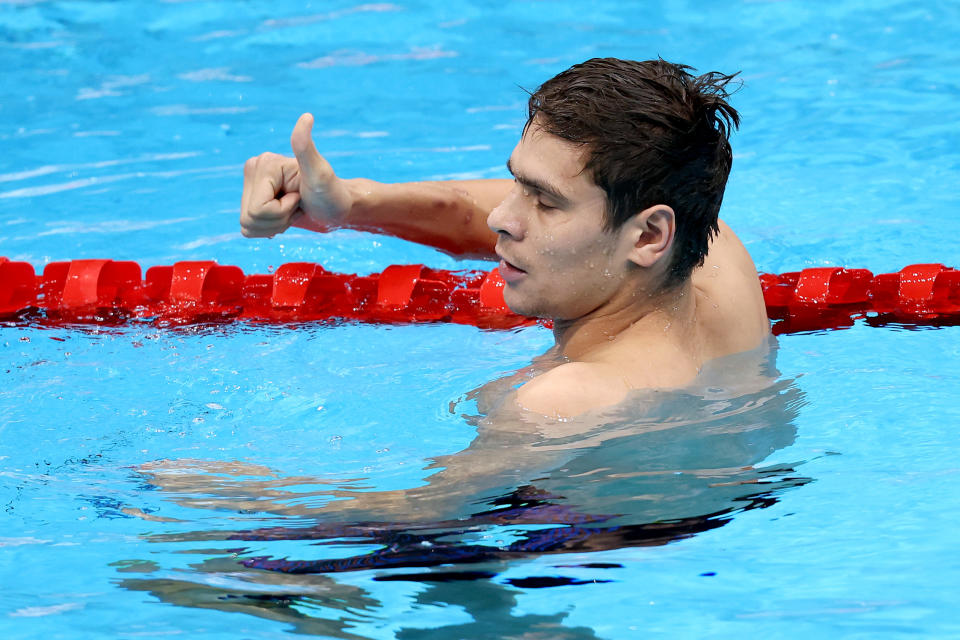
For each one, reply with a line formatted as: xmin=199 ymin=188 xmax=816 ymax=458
xmin=2 ymin=1 xmax=959 ymax=638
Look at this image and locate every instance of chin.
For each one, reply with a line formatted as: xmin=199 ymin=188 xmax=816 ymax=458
xmin=503 ymin=288 xmax=543 ymax=318
xmin=506 ymin=283 xmax=592 ymax=320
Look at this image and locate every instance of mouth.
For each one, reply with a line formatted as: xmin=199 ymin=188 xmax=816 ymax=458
xmin=496 ymin=250 xmax=527 ymax=284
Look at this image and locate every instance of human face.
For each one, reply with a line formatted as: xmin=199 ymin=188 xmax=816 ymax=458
xmin=487 ymin=123 xmax=634 ymax=321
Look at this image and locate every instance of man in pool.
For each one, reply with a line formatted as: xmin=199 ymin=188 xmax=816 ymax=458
xmin=239 ymin=58 xmax=769 ymax=418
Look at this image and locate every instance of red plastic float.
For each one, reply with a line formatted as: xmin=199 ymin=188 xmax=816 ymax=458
xmin=0 ymin=257 xmax=37 ymax=318
xmin=2 ymin=257 xmax=959 ymax=334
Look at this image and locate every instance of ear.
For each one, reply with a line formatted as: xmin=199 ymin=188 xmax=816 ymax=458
xmin=621 ymin=204 xmax=675 ymax=268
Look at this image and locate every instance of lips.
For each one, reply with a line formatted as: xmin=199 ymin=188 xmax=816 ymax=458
xmin=496 ymin=251 xmax=527 ymax=284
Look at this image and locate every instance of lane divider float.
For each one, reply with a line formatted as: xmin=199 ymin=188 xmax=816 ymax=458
xmin=2 ymin=257 xmax=959 ymax=333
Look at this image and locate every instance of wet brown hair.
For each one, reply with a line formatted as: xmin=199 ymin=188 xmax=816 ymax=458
xmin=527 ymin=57 xmax=741 ymax=287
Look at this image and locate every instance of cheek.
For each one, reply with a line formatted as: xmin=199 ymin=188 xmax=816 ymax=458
xmin=510 ymin=222 xmax=624 ymax=316
xmin=546 ymin=233 xmax=620 ymax=282
xmin=535 ymin=252 xmax=623 ymax=317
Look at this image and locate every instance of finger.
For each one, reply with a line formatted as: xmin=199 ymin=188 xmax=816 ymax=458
xmin=242 ymin=154 xmax=285 ymax=222
xmin=240 ymin=156 xmax=258 ymax=223
xmin=278 ymin=208 xmax=307 ymax=235
xmin=240 ymin=190 xmax=301 ymax=237
xmin=241 ymin=214 xmax=281 ymax=237
xmin=290 ymin=113 xmax=331 ymax=184
xmin=277 ymin=189 xmax=301 ymax=217
xmin=241 ymin=215 xmax=288 ymax=237
xmin=247 ymin=157 xmax=293 ymax=215
xmin=241 ymin=223 xmax=273 ymax=238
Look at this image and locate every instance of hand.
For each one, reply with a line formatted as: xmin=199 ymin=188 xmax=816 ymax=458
xmin=240 ymin=113 xmax=354 ymax=238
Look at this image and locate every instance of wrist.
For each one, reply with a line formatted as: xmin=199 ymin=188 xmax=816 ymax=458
xmin=343 ymin=178 xmax=372 ymax=218
xmin=342 ymin=178 xmax=385 ymax=228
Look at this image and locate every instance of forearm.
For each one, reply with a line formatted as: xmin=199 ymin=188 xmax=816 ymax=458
xmin=295 ymin=178 xmax=511 ymax=259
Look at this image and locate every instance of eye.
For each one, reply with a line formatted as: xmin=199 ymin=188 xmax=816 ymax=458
xmin=536 ymin=200 xmax=556 ymax=211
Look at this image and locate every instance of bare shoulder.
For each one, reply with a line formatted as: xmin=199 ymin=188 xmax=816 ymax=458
xmin=514 ymin=361 xmax=633 ymax=418
xmin=696 ymin=220 xmax=762 ymax=292
xmin=693 ymin=220 xmax=770 ymax=355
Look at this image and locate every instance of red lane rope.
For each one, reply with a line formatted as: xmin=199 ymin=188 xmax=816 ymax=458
xmin=2 ymin=257 xmax=959 ymax=333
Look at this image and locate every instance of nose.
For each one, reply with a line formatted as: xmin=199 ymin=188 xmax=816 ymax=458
xmin=487 ymin=187 xmax=525 ymax=240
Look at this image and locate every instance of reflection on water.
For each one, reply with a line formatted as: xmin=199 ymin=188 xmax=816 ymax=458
xmin=120 ymin=556 xmax=611 ymax=639
xmin=119 ymin=343 xmax=810 ymax=637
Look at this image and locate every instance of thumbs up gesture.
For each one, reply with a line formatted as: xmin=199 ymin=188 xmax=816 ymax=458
xmin=240 ymin=113 xmax=354 ymax=238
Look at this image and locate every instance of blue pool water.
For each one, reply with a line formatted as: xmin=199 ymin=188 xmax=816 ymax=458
xmin=2 ymin=1 xmax=959 ymax=638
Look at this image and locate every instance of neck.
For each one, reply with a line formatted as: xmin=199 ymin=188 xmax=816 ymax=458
xmin=551 ymin=279 xmax=696 ymax=361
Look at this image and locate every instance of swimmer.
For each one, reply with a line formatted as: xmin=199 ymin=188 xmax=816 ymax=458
xmin=240 ymin=58 xmax=770 ymax=418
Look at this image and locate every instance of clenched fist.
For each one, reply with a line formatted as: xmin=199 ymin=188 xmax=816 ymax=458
xmin=240 ymin=113 xmax=354 ymax=238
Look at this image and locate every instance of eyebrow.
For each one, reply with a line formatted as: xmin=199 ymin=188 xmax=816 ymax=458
xmin=505 ymin=158 xmax=571 ymax=206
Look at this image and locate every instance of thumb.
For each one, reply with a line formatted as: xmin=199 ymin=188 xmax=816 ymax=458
xmin=290 ymin=113 xmax=327 ymax=180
